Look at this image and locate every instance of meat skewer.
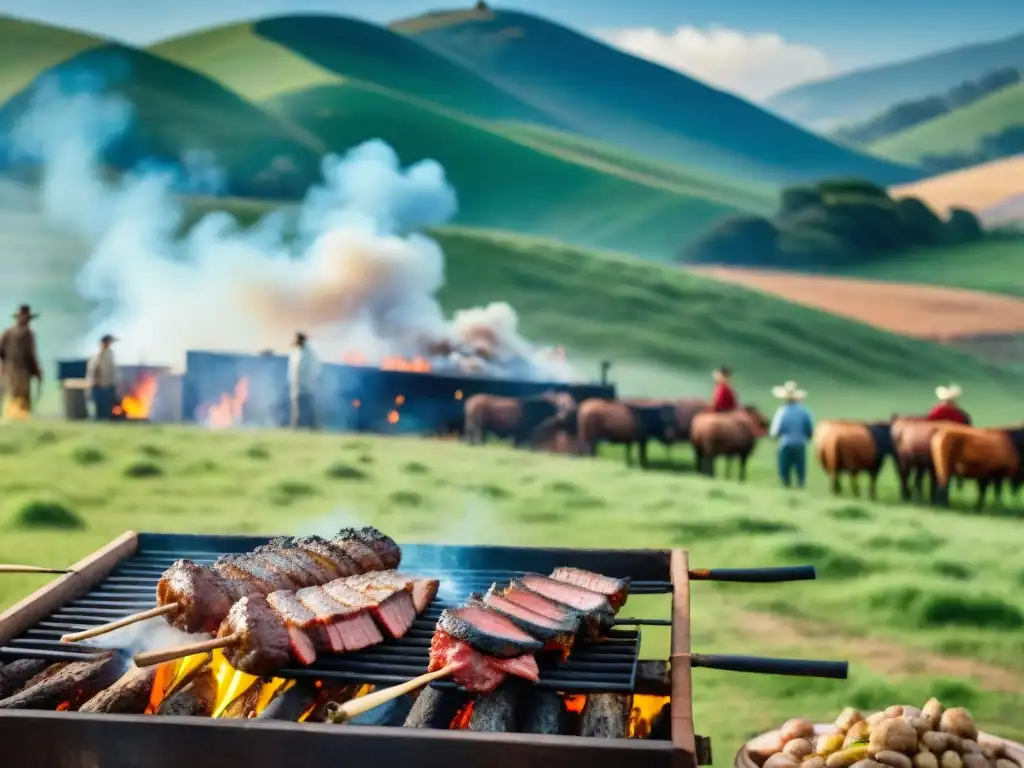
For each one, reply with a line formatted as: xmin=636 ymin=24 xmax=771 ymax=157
xmin=133 ymin=570 xmax=440 ymax=675
xmin=61 ymin=527 xmax=400 ymax=642
xmin=0 ymin=564 xmax=73 ymax=574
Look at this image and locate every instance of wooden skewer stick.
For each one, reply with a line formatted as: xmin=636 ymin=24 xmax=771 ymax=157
xmin=0 ymin=564 xmax=73 ymax=574
xmin=133 ymin=632 xmax=242 ymax=668
xmin=324 ymin=663 xmax=463 ymax=724
xmin=61 ymin=603 xmax=179 ymax=643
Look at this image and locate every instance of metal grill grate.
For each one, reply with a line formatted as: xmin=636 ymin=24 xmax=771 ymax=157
xmin=0 ymin=534 xmax=673 ymax=693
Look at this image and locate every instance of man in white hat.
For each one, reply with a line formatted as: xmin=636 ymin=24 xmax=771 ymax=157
xmin=927 ymin=384 xmax=971 ymax=425
xmin=86 ymin=334 xmax=118 ymax=420
xmin=768 ymin=381 xmax=814 ymax=488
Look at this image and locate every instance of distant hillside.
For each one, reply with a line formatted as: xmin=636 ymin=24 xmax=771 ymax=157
xmin=767 ymin=30 xmax=1024 ymax=128
xmin=869 ymin=82 xmax=1024 ymax=168
xmin=391 ymin=8 xmax=918 ymax=185
xmin=889 ymin=156 xmax=1024 ymax=219
xmin=0 ymin=16 xmax=104 ymax=103
xmin=146 ymin=16 xmax=775 ymax=255
xmin=0 ymin=43 xmax=323 ymax=198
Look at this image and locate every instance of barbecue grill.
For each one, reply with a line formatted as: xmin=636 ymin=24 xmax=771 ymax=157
xmin=0 ymin=532 xmax=845 ymax=768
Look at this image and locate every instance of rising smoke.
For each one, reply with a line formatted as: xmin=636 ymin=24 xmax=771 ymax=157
xmin=11 ymin=79 xmax=577 ymax=381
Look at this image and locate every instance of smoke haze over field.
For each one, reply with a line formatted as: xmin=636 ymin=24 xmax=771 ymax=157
xmin=9 ymin=78 xmax=577 ymax=382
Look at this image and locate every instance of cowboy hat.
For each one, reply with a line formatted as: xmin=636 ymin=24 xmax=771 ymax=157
xmin=771 ymin=381 xmax=807 ymax=401
xmin=712 ymin=366 xmax=732 ymax=382
xmin=100 ymin=334 xmax=117 ymax=344
xmin=12 ymin=304 xmax=38 ymax=319
xmin=935 ymin=384 xmax=962 ymax=402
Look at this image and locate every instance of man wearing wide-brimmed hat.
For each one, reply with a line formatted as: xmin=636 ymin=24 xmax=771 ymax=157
xmin=927 ymin=384 xmax=971 ymax=425
xmin=87 ymin=334 xmax=119 ymax=420
xmin=0 ymin=305 xmax=43 ymax=418
xmin=710 ymin=366 xmax=738 ymax=412
xmin=768 ymin=380 xmax=814 ymax=488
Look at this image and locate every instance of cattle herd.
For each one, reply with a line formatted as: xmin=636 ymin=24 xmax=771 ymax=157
xmin=461 ymin=394 xmax=1024 ymax=511
xmin=462 ymin=392 xmax=769 ymax=479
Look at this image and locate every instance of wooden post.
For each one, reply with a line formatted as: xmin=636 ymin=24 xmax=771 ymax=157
xmin=670 ymin=549 xmax=697 ymax=768
xmin=0 ymin=531 xmax=139 ymax=645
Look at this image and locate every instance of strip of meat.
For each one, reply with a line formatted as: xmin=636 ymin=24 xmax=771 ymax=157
xmin=327 ymin=575 xmax=416 ymax=639
xmin=253 ymin=545 xmax=336 ymax=584
xmin=502 ymin=580 xmax=604 ymax=638
xmin=518 ymin=574 xmax=613 ymax=615
xmin=336 ymin=527 xmax=402 ymax=569
xmin=264 ymin=592 xmax=322 ymax=664
xmin=550 ymin=567 xmax=630 ymax=611
xmin=213 ymin=556 xmax=291 ymax=592
xmin=292 ymin=536 xmax=355 ymax=578
xmin=436 ymin=604 xmax=544 ymax=659
xmin=510 ymin=577 xmax=612 ymax=637
xmin=220 ymin=595 xmax=293 ymax=677
xmin=428 ymin=629 xmax=539 ymax=694
xmin=330 ymin=537 xmax=384 ymax=573
xmin=475 ymin=590 xmax=575 ymax=658
xmin=294 ymin=586 xmax=379 ymax=652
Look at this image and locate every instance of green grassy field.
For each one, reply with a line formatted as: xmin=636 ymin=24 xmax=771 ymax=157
xmin=0 ymin=16 xmax=103 ymax=103
xmin=870 ymin=82 xmax=1024 ymax=164
xmin=0 ymin=420 xmax=1021 ymax=753
xmin=836 ymin=237 xmax=1024 ymax=297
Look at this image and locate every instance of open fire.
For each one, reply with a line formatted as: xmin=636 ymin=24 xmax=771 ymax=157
xmin=114 ymin=373 xmax=159 ymax=420
xmin=199 ymin=377 xmax=250 ymax=429
xmin=342 ymin=352 xmax=432 ymax=373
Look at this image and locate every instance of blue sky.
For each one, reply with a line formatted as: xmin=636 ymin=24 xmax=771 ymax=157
xmin=8 ymin=0 xmax=1024 ymax=99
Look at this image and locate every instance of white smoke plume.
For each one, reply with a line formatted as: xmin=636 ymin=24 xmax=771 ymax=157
xmin=11 ymin=79 xmax=578 ymax=382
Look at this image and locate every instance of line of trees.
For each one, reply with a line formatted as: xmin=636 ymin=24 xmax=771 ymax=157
xmin=919 ymin=125 xmax=1024 ymax=173
xmin=679 ymin=179 xmax=985 ymax=267
xmin=833 ymin=67 xmax=1021 ymax=146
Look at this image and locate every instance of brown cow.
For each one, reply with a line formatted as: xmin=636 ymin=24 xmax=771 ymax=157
xmin=814 ymin=420 xmax=895 ymax=499
xmin=576 ymin=399 xmax=677 ymax=467
xmin=891 ymin=416 xmax=962 ymax=503
xmin=463 ymin=392 xmax=574 ymax=447
xmin=690 ymin=405 xmax=769 ymax=480
xmin=931 ymin=425 xmax=1024 ymax=509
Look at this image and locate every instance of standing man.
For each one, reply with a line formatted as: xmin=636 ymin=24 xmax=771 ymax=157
xmin=927 ymin=384 xmax=971 ymax=424
xmin=288 ymin=332 xmax=320 ymax=429
xmin=710 ymin=366 xmax=738 ymax=412
xmin=769 ymin=380 xmax=814 ymax=489
xmin=0 ymin=305 xmax=43 ymax=418
xmin=86 ymin=334 xmax=118 ymax=420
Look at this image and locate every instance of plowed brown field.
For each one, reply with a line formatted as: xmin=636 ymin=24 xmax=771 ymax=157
xmin=689 ymin=267 xmax=1024 ymax=339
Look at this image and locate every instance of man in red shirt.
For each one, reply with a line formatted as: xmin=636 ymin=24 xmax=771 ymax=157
xmin=927 ymin=384 xmax=971 ymax=425
xmin=711 ymin=366 xmax=738 ymax=412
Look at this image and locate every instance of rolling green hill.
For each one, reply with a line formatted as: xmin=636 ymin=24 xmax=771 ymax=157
xmin=391 ymin=8 xmax=919 ymax=185
xmin=0 ymin=16 xmax=104 ymax=103
xmin=0 ymin=42 xmax=323 ymax=198
xmin=869 ymin=82 xmax=1024 ymax=164
xmin=767 ymin=30 xmax=1024 ymax=128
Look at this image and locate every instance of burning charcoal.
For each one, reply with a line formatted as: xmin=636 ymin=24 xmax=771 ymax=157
xmin=580 ymin=693 xmax=630 ymax=739
xmin=156 ymin=667 xmax=217 ymax=717
xmin=221 ymin=681 xmax=262 ymax=719
xmin=256 ymin=680 xmax=319 ymax=721
xmin=79 ymin=666 xmax=157 ymax=714
xmin=467 ymin=680 xmax=523 ymax=733
xmin=0 ymin=654 xmax=123 ymax=711
xmin=345 ymin=694 xmax=415 ymax=728
xmin=520 ymin=689 xmax=566 ymax=735
xmin=0 ymin=659 xmax=49 ymax=699
xmin=635 ymin=660 xmax=671 ymax=696
xmin=403 ymin=686 xmax=468 ymax=729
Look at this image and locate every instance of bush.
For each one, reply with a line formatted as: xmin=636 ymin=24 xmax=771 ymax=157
xmin=324 ymin=462 xmax=368 ymax=480
xmin=6 ymin=499 xmax=85 ymax=530
xmin=123 ymin=459 xmax=164 ymax=478
xmin=69 ymin=444 xmax=106 ymax=465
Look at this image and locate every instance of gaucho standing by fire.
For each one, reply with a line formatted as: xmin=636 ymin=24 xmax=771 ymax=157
xmin=0 ymin=305 xmax=43 ymax=419
xmin=288 ymin=331 xmax=321 ymax=429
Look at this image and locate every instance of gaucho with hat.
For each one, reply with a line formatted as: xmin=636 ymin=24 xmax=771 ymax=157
xmin=0 ymin=305 xmax=43 ymax=417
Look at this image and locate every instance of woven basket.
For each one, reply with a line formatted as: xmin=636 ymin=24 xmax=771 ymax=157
xmin=735 ymin=723 xmax=1024 ymax=768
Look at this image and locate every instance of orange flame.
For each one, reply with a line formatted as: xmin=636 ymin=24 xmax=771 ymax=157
xmin=2 ymin=397 xmax=29 ymax=420
xmin=341 ymin=353 xmax=431 ymax=373
xmin=628 ymin=694 xmax=670 ymax=739
xmin=202 ymin=378 xmax=250 ymax=429
xmin=113 ymin=374 xmax=159 ymax=419
xmin=386 ymin=410 xmax=400 ymax=424
xmin=450 ymin=699 xmax=475 ymax=729
xmin=563 ymin=694 xmax=586 ymax=714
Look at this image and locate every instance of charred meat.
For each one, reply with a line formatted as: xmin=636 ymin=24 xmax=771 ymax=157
xmin=428 ymin=630 xmax=539 ymax=694
xmin=550 ymin=567 xmax=629 ymax=611
xmin=475 ymin=589 xmax=575 ymax=656
xmin=518 ymin=573 xmax=614 ymax=615
xmin=436 ymin=604 xmax=544 ymax=659
xmin=219 ymin=595 xmax=293 ymax=677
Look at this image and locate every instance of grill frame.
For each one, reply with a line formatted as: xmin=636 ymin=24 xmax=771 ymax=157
xmin=0 ymin=531 xmax=696 ymax=768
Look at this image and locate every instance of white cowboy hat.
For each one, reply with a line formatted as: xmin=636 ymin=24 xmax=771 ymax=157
xmin=935 ymin=384 xmax=962 ymax=402
xmin=771 ymin=381 xmax=807 ymax=401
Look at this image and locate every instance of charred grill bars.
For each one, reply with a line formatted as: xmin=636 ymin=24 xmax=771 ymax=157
xmin=0 ymin=532 xmax=836 ymax=768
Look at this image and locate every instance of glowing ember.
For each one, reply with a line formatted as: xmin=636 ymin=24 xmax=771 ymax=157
xmin=342 ymin=352 xmax=431 ymax=373
xmin=386 ymin=410 xmax=400 ymax=424
xmin=113 ymin=373 xmax=158 ymax=419
xmin=454 ymin=390 xmax=463 ymax=400
xmin=450 ymin=700 xmax=475 ymax=729
xmin=395 ymin=394 xmax=405 ymax=405
xmin=2 ymin=398 xmax=29 ymax=420
xmin=201 ymin=377 xmax=250 ymax=429
xmin=562 ymin=694 xmax=586 ymax=714
xmin=628 ymin=694 xmax=670 ymax=739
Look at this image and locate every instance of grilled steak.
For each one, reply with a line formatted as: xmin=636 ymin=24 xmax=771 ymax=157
xmin=213 ymin=555 xmax=291 ymax=592
xmin=219 ymin=595 xmax=293 ymax=676
xmin=506 ymin=578 xmax=610 ymax=638
xmin=477 ymin=588 xmax=575 ymax=656
xmin=501 ymin=582 xmax=580 ymax=625
xmin=157 ymin=560 xmax=239 ymax=633
xmin=254 ymin=545 xmax=336 ymax=584
xmin=294 ymin=586 xmax=381 ymax=652
xmin=436 ymin=604 xmax=544 ymax=658
xmin=550 ymin=567 xmax=629 ymax=611
xmin=330 ymin=537 xmax=384 ymax=573
xmin=412 ymin=578 xmax=440 ymax=613
xmin=428 ymin=630 xmax=539 ymax=693
xmin=519 ymin=573 xmax=613 ymax=615
xmin=293 ymin=536 xmax=356 ymax=578
xmin=345 ymin=573 xmax=417 ymax=638
xmin=265 ymin=592 xmax=322 ymax=665
xmin=337 ymin=527 xmax=401 ymax=569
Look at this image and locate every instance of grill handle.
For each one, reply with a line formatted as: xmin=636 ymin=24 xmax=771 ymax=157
xmin=686 ymin=653 xmax=848 ymax=679
xmin=689 ymin=565 xmax=816 ymax=582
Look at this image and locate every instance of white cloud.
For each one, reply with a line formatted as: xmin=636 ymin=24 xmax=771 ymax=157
xmin=592 ymin=25 xmax=834 ymax=102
